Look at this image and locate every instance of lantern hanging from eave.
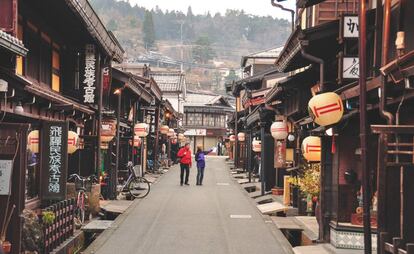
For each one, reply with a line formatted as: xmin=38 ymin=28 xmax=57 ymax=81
xmin=167 ymin=128 xmax=175 ymax=137
xmin=27 ymin=130 xmax=40 ymax=153
xmin=252 ymin=139 xmax=261 ymax=152
xmin=129 ymin=136 xmax=142 ymax=147
xmin=270 ymin=121 xmax=288 ymax=140
xmin=308 ymin=92 xmax=344 ymax=126
xmin=101 ymin=118 xmax=117 ymax=143
xmin=68 ymin=131 xmax=79 ymax=154
xmin=237 ymin=132 xmax=245 ymax=142
xmin=178 ymin=133 xmax=185 ymax=141
xmin=301 ymin=136 xmax=321 ymax=162
xmin=171 ymin=138 xmax=178 ymax=145
xmin=134 ymin=123 xmax=149 ymax=137
xmin=160 ymin=125 xmax=169 ymax=135
xmin=229 ymin=135 xmax=236 ymax=142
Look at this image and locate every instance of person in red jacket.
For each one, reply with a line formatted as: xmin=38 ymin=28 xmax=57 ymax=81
xmin=177 ymin=143 xmax=192 ymax=186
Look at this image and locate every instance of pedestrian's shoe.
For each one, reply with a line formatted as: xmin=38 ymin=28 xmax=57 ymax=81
xmin=185 ymin=183 xmax=190 ymax=186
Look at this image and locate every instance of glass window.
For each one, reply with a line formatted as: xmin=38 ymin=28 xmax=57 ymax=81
xmin=204 ymin=114 xmax=215 ymax=126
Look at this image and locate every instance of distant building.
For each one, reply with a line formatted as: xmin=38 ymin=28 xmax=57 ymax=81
xmin=183 ymin=90 xmax=234 ymax=153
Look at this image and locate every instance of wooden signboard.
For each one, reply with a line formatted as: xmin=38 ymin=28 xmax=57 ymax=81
xmin=274 ymin=140 xmax=286 ymax=168
xmin=41 ymin=121 xmax=68 ymax=201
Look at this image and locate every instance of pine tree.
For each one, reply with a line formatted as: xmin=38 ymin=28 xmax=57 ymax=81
xmin=192 ymin=35 xmax=215 ymax=64
xmin=142 ymin=10 xmax=156 ymax=49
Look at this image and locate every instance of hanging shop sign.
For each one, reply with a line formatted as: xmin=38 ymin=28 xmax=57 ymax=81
xmin=274 ymin=140 xmax=286 ymax=168
xmin=68 ymin=131 xmax=79 ymax=154
xmin=134 ymin=123 xmax=149 ymax=137
xmin=184 ymin=129 xmax=206 ymax=136
xmin=229 ymin=135 xmax=236 ymax=142
xmin=160 ymin=125 xmax=169 ymax=135
xmin=301 ymin=136 xmax=321 ymax=162
xmin=342 ymin=15 xmax=359 ymax=38
xmin=308 ymin=92 xmax=344 ymax=126
xmin=0 ymin=160 xmax=13 ymax=195
xmin=237 ymin=132 xmax=245 ymax=142
xmin=252 ymin=139 xmax=261 ymax=152
xmin=27 ymin=130 xmax=40 ymax=153
xmin=41 ymin=122 xmax=68 ymax=201
xmin=102 ymin=65 xmax=112 ymax=107
xmin=342 ymin=57 xmax=360 ymax=79
xmin=270 ymin=121 xmax=288 ymax=140
xmin=83 ymin=44 xmax=97 ymax=104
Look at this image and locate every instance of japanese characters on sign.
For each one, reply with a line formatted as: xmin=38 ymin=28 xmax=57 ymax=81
xmin=42 ymin=122 xmax=68 ymax=201
xmin=343 ymin=15 xmax=359 ymax=38
xmin=83 ymin=44 xmax=96 ymax=104
xmin=343 ymin=57 xmax=360 ymax=79
xmin=0 ymin=160 xmax=13 ymax=195
xmin=274 ymin=140 xmax=286 ymax=168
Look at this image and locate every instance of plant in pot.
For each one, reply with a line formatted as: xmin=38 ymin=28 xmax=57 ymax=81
xmin=1 ymin=204 xmax=15 ymax=254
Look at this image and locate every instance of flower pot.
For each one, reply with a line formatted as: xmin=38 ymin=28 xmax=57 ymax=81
xmin=2 ymin=241 xmax=12 ymax=253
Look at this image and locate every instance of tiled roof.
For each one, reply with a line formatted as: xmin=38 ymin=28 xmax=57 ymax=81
xmin=0 ymin=30 xmax=28 ymax=56
xmin=150 ymin=72 xmax=185 ymax=92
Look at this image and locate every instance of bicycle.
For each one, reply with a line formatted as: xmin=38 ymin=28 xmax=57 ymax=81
xmin=68 ymin=174 xmax=98 ymax=225
xmin=119 ymin=161 xmax=151 ymax=199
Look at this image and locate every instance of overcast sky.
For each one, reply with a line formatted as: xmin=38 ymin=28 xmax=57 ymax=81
xmin=127 ymin=0 xmax=296 ymax=20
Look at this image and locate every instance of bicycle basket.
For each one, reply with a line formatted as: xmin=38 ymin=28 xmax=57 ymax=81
xmin=74 ymin=179 xmax=93 ymax=192
xmin=133 ymin=165 xmax=142 ymax=176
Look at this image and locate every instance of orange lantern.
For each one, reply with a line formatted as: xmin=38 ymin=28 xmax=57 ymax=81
xmin=270 ymin=121 xmax=288 ymax=140
xmin=160 ymin=125 xmax=169 ymax=135
xmin=229 ymin=135 xmax=236 ymax=142
xmin=129 ymin=136 xmax=142 ymax=147
xmin=134 ymin=123 xmax=149 ymax=137
xmin=27 ymin=130 xmax=40 ymax=153
xmin=252 ymin=139 xmax=261 ymax=152
xmin=68 ymin=131 xmax=79 ymax=154
xmin=301 ymin=136 xmax=321 ymax=162
xmin=308 ymin=92 xmax=344 ymax=126
xmin=237 ymin=132 xmax=245 ymax=142
xmin=167 ymin=128 xmax=175 ymax=137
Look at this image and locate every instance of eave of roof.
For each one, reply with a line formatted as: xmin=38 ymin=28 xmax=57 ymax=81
xmin=0 ymin=30 xmax=28 ymax=56
xmin=296 ymin=0 xmax=327 ymax=8
xmin=232 ymin=67 xmax=279 ymax=96
xmin=112 ymin=68 xmax=153 ymax=103
xmin=65 ymin=0 xmax=124 ymax=62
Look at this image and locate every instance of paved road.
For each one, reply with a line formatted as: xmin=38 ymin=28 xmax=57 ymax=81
xmin=86 ymin=157 xmax=291 ymax=254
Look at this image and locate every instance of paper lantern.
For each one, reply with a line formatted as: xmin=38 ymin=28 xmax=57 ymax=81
xmin=27 ymin=130 xmax=40 ymax=153
xmin=178 ymin=133 xmax=185 ymax=141
xmin=68 ymin=131 xmax=79 ymax=154
xmin=237 ymin=132 xmax=245 ymax=142
xmin=301 ymin=136 xmax=321 ymax=162
xmin=229 ymin=135 xmax=236 ymax=142
xmin=160 ymin=125 xmax=169 ymax=135
xmin=270 ymin=121 xmax=288 ymax=140
xmin=252 ymin=139 xmax=261 ymax=152
xmin=129 ymin=136 xmax=142 ymax=147
xmin=101 ymin=118 xmax=116 ymax=143
xmin=167 ymin=128 xmax=175 ymax=137
xmin=171 ymin=138 xmax=178 ymax=145
xmin=308 ymin=92 xmax=344 ymax=126
xmin=134 ymin=123 xmax=149 ymax=137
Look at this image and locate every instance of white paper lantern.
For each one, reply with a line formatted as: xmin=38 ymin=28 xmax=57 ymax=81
xmin=68 ymin=131 xmax=79 ymax=154
xmin=134 ymin=123 xmax=149 ymax=137
xmin=252 ymin=139 xmax=261 ymax=152
xmin=27 ymin=130 xmax=40 ymax=153
xmin=101 ymin=118 xmax=116 ymax=143
xmin=270 ymin=121 xmax=289 ymax=140
xmin=178 ymin=133 xmax=185 ymax=141
xmin=308 ymin=92 xmax=344 ymax=126
xmin=129 ymin=136 xmax=142 ymax=147
xmin=237 ymin=132 xmax=245 ymax=142
xmin=167 ymin=128 xmax=175 ymax=137
xmin=160 ymin=125 xmax=169 ymax=135
xmin=301 ymin=136 xmax=321 ymax=162
xmin=229 ymin=135 xmax=236 ymax=142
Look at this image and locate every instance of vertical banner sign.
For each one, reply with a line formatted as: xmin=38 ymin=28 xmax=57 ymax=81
xmin=343 ymin=15 xmax=359 ymax=38
xmin=83 ymin=44 xmax=96 ymax=104
xmin=274 ymin=140 xmax=286 ymax=168
xmin=42 ymin=122 xmax=68 ymax=201
xmin=102 ymin=62 xmax=112 ymax=107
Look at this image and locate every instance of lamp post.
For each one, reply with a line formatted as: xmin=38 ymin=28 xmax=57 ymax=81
xmin=114 ymin=88 xmax=122 ymax=199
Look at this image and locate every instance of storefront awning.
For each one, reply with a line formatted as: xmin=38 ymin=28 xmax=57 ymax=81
xmin=275 ymin=20 xmax=339 ymax=73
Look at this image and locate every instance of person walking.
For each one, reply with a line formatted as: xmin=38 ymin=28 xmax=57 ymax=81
xmin=177 ymin=143 xmax=192 ymax=186
xmin=195 ymin=146 xmax=212 ymax=185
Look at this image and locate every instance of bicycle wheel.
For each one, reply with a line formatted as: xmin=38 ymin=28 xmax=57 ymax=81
xmin=128 ymin=177 xmax=150 ymax=198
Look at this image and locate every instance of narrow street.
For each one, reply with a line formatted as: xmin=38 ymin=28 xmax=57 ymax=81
xmin=86 ymin=157 xmax=291 ymax=254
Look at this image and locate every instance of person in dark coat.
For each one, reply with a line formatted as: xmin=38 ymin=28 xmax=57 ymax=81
xmin=195 ymin=146 xmax=212 ymax=185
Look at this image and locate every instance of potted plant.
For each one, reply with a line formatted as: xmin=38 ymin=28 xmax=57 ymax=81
xmin=1 ymin=204 xmax=15 ymax=253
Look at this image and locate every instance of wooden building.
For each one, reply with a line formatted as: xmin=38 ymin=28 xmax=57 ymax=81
xmin=0 ymin=0 xmax=123 ymax=252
